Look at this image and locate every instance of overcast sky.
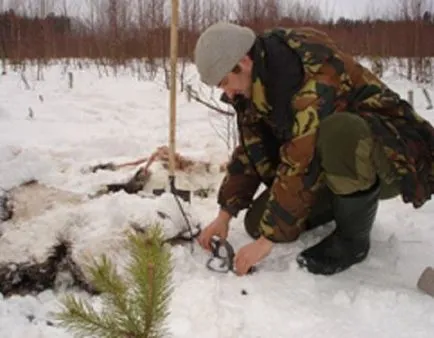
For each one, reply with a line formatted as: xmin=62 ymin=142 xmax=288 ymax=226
xmin=1 ymin=0 xmax=430 ymax=20
xmin=319 ymin=0 xmax=393 ymax=19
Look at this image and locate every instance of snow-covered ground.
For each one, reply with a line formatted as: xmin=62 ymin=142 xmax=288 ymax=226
xmin=0 ymin=59 xmax=434 ymax=338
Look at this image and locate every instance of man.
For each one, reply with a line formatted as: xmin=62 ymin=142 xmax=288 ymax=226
xmin=194 ymin=22 xmax=434 ymax=276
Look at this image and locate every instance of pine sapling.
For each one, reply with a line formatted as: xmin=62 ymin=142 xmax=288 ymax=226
xmin=55 ymin=225 xmax=173 ymax=338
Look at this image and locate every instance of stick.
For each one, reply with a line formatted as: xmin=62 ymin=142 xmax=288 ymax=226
xmin=422 ymin=88 xmax=433 ymax=110
xmin=168 ymin=0 xmax=179 ymax=180
xmin=190 ymin=91 xmax=235 ymax=117
xmin=115 ymin=157 xmax=148 ymax=169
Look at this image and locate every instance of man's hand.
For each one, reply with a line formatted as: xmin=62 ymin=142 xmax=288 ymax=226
xmin=197 ymin=209 xmax=232 ymax=251
xmin=234 ymin=236 xmax=273 ymax=275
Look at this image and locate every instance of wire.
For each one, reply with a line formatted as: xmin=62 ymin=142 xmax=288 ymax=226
xmin=171 ymin=188 xmax=196 ymax=253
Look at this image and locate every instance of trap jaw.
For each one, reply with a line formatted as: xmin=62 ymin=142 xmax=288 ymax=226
xmin=206 ymin=237 xmax=235 ymax=273
xmin=206 ymin=237 xmax=256 ymax=275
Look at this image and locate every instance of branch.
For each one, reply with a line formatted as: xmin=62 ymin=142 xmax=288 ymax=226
xmin=188 ymin=88 xmax=234 ymax=116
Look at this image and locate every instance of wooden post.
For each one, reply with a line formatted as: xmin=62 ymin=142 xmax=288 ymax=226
xmin=186 ymin=84 xmax=192 ymax=102
xmin=152 ymin=0 xmax=192 ymax=203
xmin=68 ymin=72 xmax=74 ymax=89
xmin=407 ymin=90 xmax=414 ymax=106
xmin=422 ymin=88 xmax=433 ymax=110
xmin=20 ymin=73 xmax=31 ymax=90
xmin=168 ymin=0 xmax=179 ymax=180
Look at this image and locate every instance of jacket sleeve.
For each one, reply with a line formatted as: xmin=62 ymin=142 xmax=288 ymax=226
xmin=217 ymin=117 xmax=280 ymax=217
xmin=258 ymin=65 xmax=340 ymax=242
xmin=217 ymin=94 xmax=279 ymax=217
xmin=217 ymin=143 xmax=261 ymax=217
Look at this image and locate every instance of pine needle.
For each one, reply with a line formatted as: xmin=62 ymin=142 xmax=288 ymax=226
xmin=55 ymin=224 xmax=173 ymax=338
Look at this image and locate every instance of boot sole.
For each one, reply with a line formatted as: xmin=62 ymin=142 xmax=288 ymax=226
xmin=296 ymin=250 xmax=369 ymax=275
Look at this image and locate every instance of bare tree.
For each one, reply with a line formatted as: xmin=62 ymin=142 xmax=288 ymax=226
xmin=396 ymin=0 xmax=432 ymax=19
xmin=236 ymin=0 xmax=262 ymax=24
xmin=263 ymin=0 xmax=282 ymax=24
xmin=177 ymin=0 xmax=201 ymax=90
xmin=0 ymin=0 xmax=7 ymax=74
xmin=284 ymin=0 xmax=323 ymax=23
xmin=108 ymin=0 xmax=119 ymax=70
xmin=147 ymin=0 xmax=170 ymax=87
xmin=24 ymin=0 xmax=55 ymax=80
xmin=200 ymin=0 xmax=230 ymax=30
xmin=392 ymin=0 xmax=433 ymax=82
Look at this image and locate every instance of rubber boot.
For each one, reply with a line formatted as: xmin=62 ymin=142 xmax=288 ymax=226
xmin=296 ymin=180 xmax=380 ymax=275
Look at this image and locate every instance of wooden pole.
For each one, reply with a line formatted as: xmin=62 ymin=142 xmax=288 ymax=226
xmin=168 ymin=0 xmax=179 ymax=180
xmin=154 ymin=0 xmax=191 ymax=203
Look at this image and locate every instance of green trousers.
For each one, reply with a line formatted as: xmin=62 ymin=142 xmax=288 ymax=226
xmin=245 ymin=112 xmax=401 ymax=240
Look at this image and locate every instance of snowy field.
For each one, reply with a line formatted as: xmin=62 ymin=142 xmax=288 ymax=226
xmin=0 ymin=59 xmax=434 ymax=337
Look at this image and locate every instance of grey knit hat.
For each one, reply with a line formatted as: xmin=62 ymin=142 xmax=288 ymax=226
xmin=194 ymin=22 xmax=256 ymax=86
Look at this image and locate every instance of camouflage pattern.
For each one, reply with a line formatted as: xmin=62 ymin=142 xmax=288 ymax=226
xmin=217 ymin=27 xmax=434 ymax=242
xmin=245 ymin=187 xmax=334 ymax=241
xmin=243 ymin=112 xmax=402 ymax=242
xmin=316 ymin=111 xmax=401 ymax=199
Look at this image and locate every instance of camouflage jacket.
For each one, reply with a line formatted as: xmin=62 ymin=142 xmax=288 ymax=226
xmin=217 ymin=27 xmax=434 ymax=242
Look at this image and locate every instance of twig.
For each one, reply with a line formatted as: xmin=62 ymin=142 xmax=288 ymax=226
xmin=208 ymin=112 xmax=232 ymax=151
xmin=189 ymin=89 xmax=234 ymax=117
xmin=115 ymin=157 xmax=149 ymax=169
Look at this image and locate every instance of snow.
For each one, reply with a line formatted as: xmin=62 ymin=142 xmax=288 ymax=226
xmin=1 ymin=59 xmax=434 ymax=338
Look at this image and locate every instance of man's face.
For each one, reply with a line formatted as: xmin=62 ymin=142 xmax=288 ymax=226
xmin=218 ymin=56 xmax=253 ymax=101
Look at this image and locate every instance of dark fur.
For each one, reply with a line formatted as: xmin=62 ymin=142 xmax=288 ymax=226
xmin=0 ymin=239 xmax=98 ymax=297
xmin=106 ymin=168 xmax=150 ymax=194
xmin=0 ymin=190 xmax=13 ymax=222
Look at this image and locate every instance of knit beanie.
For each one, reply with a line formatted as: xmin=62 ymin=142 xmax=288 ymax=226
xmin=194 ymin=22 xmax=256 ymax=86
